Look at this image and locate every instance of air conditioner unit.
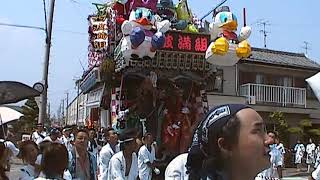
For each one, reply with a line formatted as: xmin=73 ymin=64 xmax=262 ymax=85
xmin=247 ymin=96 xmax=256 ymax=105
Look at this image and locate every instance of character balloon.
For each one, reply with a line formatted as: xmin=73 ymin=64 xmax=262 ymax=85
xmin=205 ymin=6 xmax=251 ymax=66
xmin=175 ymin=0 xmax=198 ymax=33
xmin=112 ymin=0 xmax=132 ymax=25
xmin=120 ymin=6 xmax=171 ymax=60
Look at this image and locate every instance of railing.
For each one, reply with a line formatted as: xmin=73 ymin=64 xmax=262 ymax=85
xmin=240 ymin=83 xmax=307 ymax=108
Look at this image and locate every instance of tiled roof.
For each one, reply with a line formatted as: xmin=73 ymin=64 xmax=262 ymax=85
xmin=242 ymin=47 xmax=320 ymax=70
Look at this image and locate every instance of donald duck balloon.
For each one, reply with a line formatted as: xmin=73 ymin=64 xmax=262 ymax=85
xmin=205 ymin=6 xmax=251 ymax=66
xmin=120 ymin=5 xmax=171 ymax=61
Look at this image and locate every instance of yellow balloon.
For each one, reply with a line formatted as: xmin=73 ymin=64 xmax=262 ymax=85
xmin=211 ymin=37 xmax=229 ymax=55
xmin=236 ymin=40 xmax=251 ymax=58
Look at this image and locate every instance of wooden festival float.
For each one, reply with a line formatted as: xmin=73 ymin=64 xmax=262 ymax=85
xmin=81 ymin=0 xmax=251 ymax=157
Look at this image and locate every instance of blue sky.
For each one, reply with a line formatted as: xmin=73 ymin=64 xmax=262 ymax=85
xmin=0 ymin=0 xmax=319 ymax=116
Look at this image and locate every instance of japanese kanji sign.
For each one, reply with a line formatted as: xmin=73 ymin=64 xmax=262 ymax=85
xmin=88 ymin=15 xmax=108 ymax=51
xmin=161 ymin=31 xmax=210 ymax=53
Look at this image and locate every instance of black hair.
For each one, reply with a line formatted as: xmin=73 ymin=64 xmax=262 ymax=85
xmin=42 ymin=143 xmax=68 ymax=178
xmin=143 ymin=132 xmax=152 ymax=139
xmin=104 ymin=128 xmax=116 ymax=137
xmin=267 ymin=131 xmax=278 ymax=138
xmin=119 ymin=128 xmax=138 ymax=150
xmin=76 ymin=129 xmax=89 ymax=136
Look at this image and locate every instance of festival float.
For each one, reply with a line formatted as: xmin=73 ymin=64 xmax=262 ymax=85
xmin=81 ymin=0 xmax=251 ymax=157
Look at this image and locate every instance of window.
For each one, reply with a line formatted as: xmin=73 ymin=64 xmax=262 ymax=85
xmin=206 ymin=69 xmax=223 ymax=93
xmin=255 ymin=74 xmax=265 ymax=84
xmin=283 ymin=77 xmax=293 ymax=87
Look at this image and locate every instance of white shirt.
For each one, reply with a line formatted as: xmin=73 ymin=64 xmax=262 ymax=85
xmin=32 ymin=131 xmax=47 ymax=145
xmin=138 ymin=145 xmax=156 ymax=180
xmin=255 ymin=145 xmax=281 ymax=179
xmin=43 ymin=136 xmax=62 ymax=144
xmin=307 ymin=143 xmax=316 ymax=154
xmin=165 ymin=153 xmax=189 ymax=180
xmin=98 ymin=143 xmax=120 ymax=180
xmin=35 ymin=154 xmax=42 ymax=165
xmin=107 ymin=151 xmax=138 ymax=180
xmin=276 ymin=143 xmax=285 ymax=154
xmin=3 ymin=140 xmax=20 ymax=156
xmin=313 ymin=164 xmax=320 ymax=180
xmin=88 ymin=139 xmax=100 ymax=158
xmin=60 ymin=135 xmax=73 ymax=151
xmin=19 ymin=164 xmax=36 ymax=180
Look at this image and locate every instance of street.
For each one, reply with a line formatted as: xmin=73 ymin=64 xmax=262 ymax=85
xmin=7 ymin=157 xmax=311 ymax=180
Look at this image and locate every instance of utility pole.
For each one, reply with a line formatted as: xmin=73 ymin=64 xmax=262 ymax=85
xmin=38 ymin=0 xmax=56 ymax=124
xmin=258 ymin=20 xmax=271 ymax=48
xmin=75 ymin=79 xmax=81 ymax=126
xmin=66 ymin=92 xmax=69 ymax=124
xmin=62 ymin=99 xmax=65 ymax=125
xmin=47 ymin=103 xmax=51 ymax=121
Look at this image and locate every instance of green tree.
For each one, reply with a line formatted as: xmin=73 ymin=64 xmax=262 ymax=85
xmin=288 ymin=119 xmax=320 ymax=141
xmin=19 ymin=98 xmax=39 ymax=132
xmin=268 ymin=111 xmax=289 ymax=145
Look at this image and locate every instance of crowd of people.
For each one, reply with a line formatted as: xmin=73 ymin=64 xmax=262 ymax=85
xmin=2 ymin=104 xmax=320 ymax=180
xmin=0 ymin=123 xmax=163 ymax=180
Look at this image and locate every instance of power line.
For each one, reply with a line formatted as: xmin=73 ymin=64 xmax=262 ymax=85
xmin=0 ymin=22 xmax=86 ymax=35
xmin=0 ymin=22 xmax=45 ymax=31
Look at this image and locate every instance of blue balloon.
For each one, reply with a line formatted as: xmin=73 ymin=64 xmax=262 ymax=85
xmin=130 ymin=27 xmax=145 ymax=48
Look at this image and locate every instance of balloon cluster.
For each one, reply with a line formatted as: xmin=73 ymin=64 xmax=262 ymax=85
xmin=110 ymin=0 xmax=201 ymax=61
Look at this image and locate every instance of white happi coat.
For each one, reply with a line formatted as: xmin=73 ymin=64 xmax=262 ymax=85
xmin=315 ymin=146 xmax=320 ymax=168
xmin=165 ymin=153 xmax=189 ymax=180
xmin=60 ymin=135 xmax=73 ymax=151
xmin=306 ymin=143 xmax=316 ymax=164
xmin=138 ymin=145 xmax=156 ymax=180
xmin=276 ymin=143 xmax=285 ymax=166
xmin=313 ymin=163 xmax=320 ymax=180
xmin=19 ymin=164 xmax=36 ymax=180
xmin=255 ymin=144 xmax=281 ymax=180
xmin=107 ymin=151 xmax=138 ymax=180
xmin=294 ymin=143 xmax=305 ymax=164
xmin=98 ymin=143 xmax=120 ymax=180
xmin=31 ymin=131 xmax=47 ymax=145
xmin=43 ymin=136 xmax=63 ymax=144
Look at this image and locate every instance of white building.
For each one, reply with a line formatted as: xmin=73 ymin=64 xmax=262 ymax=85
xmin=67 ymin=93 xmax=87 ymax=126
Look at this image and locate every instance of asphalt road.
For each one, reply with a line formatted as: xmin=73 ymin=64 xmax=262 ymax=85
xmin=7 ymin=157 xmax=311 ymax=180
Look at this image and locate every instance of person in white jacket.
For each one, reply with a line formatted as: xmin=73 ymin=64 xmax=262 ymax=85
xmin=307 ymin=138 xmax=316 ymax=172
xmin=138 ymin=133 xmax=159 ymax=180
xmin=294 ymin=140 xmax=305 ymax=172
xmin=107 ymin=128 xmax=138 ymax=180
xmin=31 ymin=123 xmax=47 ymax=145
xmin=60 ymin=127 xmax=74 ymax=151
xmin=98 ymin=128 xmax=119 ymax=180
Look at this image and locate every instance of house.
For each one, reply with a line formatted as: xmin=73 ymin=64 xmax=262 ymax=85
xmin=206 ymin=47 xmax=320 ymax=137
xmin=66 ymin=92 xmax=87 ymax=126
